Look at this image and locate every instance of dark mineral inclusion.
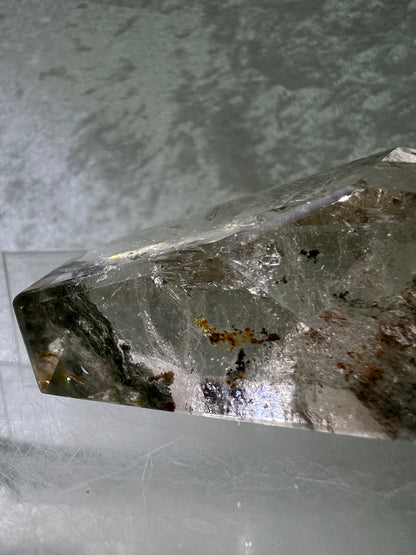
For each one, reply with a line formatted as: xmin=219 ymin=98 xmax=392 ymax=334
xmin=14 ymin=147 xmax=416 ymax=439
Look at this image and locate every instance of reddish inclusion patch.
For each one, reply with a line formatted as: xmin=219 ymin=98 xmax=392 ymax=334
xmin=194 ymin=316 xmax=280 ymax=350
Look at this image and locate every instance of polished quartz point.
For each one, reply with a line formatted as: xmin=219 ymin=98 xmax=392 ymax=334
xmin=14 ymin=147 xmax=416 ymax=439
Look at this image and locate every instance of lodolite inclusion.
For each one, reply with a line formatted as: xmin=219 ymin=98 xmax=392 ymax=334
xmin=13 ymin=147 xmax=416 ymax=439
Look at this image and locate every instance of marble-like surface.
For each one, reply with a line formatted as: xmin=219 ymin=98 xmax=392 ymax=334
xmin=1 ymin=0 xmax=415 ymax=250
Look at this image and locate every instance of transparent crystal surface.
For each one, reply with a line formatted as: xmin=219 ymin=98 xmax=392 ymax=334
xmin=13 ymin=148 xmax=416 ymax=439
xmin=4 ymin=252 xmax=416 ymax=554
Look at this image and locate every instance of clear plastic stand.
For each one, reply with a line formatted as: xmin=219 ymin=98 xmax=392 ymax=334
xmin=1 ymin=252 xmax=416 ymax=554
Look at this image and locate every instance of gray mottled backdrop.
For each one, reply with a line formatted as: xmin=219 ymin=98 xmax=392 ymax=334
xmin=1 ymin=0 xmax=415 ymax=250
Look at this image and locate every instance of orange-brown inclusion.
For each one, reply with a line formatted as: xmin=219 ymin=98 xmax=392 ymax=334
xmin=149 ymin=370 xmax=175 ymax=386
xmin=194 ymin=316 xmax=280 ymax=350
xmin=38 ymin=352 xmax=87 ymax=390
xmin=39 ymin=352 xmax=59 ymax=360
xmin=337 ymin=347 xmax=384 ymax=385
xmin=38 ymin=352 xmax=60 ymax=392
xmin=360 ymin=364 xmax=384 ymax=385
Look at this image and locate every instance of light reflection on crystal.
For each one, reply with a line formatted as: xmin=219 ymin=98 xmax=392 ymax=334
xmin=13 ymin=148 xmax=416 ymax=439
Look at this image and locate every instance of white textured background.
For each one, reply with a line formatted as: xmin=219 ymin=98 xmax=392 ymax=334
xmin=1 ymin=0 xmax=415 ymax=250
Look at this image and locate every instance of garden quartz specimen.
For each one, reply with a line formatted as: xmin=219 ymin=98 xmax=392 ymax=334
xmin=14 ymin=147 xmax=416 ymax=439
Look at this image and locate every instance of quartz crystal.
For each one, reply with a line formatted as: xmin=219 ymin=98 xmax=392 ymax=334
xmin=14 ymin=147 xmax=416 ymax=439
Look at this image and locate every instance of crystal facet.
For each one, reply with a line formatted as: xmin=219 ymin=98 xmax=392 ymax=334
xmin=14 ymin=148 xmax=416 ymax=439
